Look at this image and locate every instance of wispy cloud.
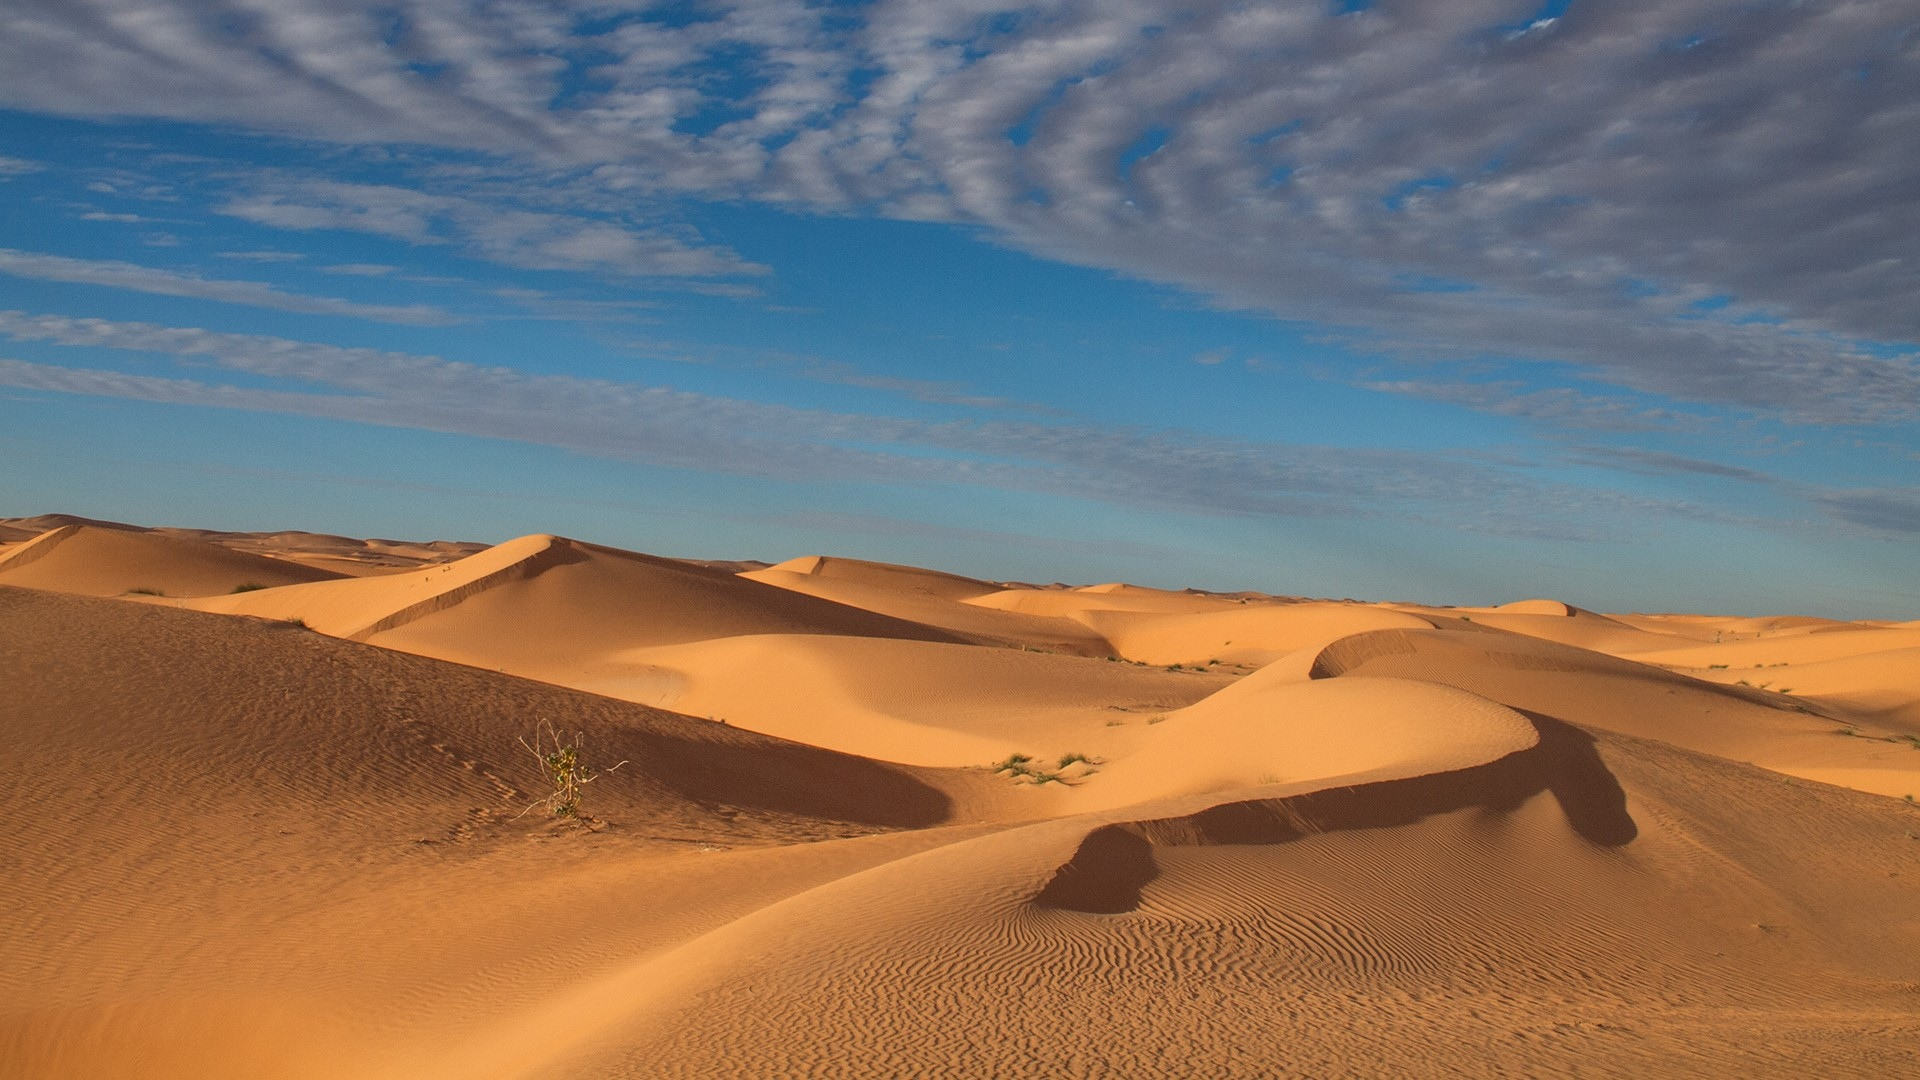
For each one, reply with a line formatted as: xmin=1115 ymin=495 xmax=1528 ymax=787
xmin=1364 ymin=379 xmax=1714 ymax=433
xmin=1809 ymin=488 xmax=1920 ymax=536
xmin=318 ymin=263 xmax=399 ymax=276
xmin=221 ymin=179 xmax=766 ymax=279
xmin=1566 ymin=446 xmax=1775 ymax=484
xmin=0 ymin=249 xmax=454 ymax=326
xmin=0 ymin=156 xmax=44 ymax=177
xmin=0 ymin=309 xmax=1706 ymax=539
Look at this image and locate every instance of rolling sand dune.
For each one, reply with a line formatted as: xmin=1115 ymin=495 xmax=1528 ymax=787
xmin=5 ymin=521 xmax=1920 ymax=1078
xmin=576 ymin=633 xmax=1233 ymax=767
xmin=0 ymin=524 xmax=344 ymax=597
xmin=744 ymin=556 xmax=1115 ymax=655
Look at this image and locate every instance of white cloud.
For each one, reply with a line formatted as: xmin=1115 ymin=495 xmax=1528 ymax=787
xmin=0 ymin=249 xmax=455 ymax=325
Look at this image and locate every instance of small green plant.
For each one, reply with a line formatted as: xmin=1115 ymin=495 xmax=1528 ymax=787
xmin=1027 ymin=771 xmax=1063 ymax=785
xmin=1708 ymin=664 xmax=1729 ymax=670
xmin=1146 ymin=715 xmax=1166 ymax=725
xmin=125 ymin=587 xmax=165 ymax=596
xmin=519 ymin=719 xmax=625 ymax=819
xmin=231 ymin=582 xmax=268 ymax=593
xmin=1057 ymin=752 xmax=1093 ymax=769
xmin=284 ymin=616 xmax=309 ymax=629
xmin=1104 ymin=719 xmax=1125 ymax=727
xmin=993 ymin=753 xmax=1033 ymax=774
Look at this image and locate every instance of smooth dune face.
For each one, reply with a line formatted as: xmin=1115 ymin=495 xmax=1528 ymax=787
xmin=0 ymin=525 xmax=344 ymax=597
xmin=5 ymin=521 xmax=1920 ymax=1078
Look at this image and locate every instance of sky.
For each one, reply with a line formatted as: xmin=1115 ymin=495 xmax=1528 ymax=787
xmin=0 ymin=0 xmax=1916 ymax=617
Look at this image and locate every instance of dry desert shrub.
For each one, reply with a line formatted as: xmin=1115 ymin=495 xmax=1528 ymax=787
xmin=519 ymin=719 xmax=625 ymax=819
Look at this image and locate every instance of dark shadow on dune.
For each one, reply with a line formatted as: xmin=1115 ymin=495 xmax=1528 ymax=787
xmin=1035 ymin=715 xmax=1636 ymax=914
xmin=612 ymin=728 xmax=954 ymax=830
xmin=1033 ymin=826 xmax=1159 ymax=914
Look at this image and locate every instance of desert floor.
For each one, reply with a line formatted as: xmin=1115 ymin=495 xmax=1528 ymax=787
xmin=3 ymin=513 xmax=1917 ymax=1078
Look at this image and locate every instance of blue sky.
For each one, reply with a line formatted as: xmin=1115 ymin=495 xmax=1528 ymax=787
xmin=1 ymin=0 xmax=1916 ymax=617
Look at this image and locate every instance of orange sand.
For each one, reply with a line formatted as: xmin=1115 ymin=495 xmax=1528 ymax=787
xmin=3 ymin=517 xmax=1917 ymax=1078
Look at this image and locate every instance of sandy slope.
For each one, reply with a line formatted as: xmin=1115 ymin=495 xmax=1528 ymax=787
xmin=5 ymin=523 xmax=1920 ymax=1079
xmin=0 ymin=525 xmax=343 ymax=596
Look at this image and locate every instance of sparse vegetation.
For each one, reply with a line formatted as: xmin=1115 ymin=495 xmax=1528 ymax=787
xmin=230 ymin=582 xmax=268 ymax=593
xmin=519 ymin=719 xmax=626 ymax=820
xmin=993 ymin=753 xmax=1033 ymax=774
xmin=1835 ymin=726 xmax=1861 ymax=738
xmin=1057 ymin=752 xmax=1094 ymax=768
xmin=1146 ymin=715 xmax=1166 ymax=725
xmin=1027 ymin=771 xmax=1063 ymax=785
xmin=284 ymin=616 xmax=309 ymax=629
xmin=1708 ymin=664 xmax=1729 ymax=669
xmin=125 ymin=587 xmax=164 ymax=596
xmin=1104 ymin=719 xmax=1125 ymax=727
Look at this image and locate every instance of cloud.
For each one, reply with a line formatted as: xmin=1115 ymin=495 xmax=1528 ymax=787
xmin=1808 ymin=488 xmax=1920 ymax=536
xmin=0 ymin=155 xmax=44 ymax=177
xmin=1566 ymin=446 xmax=1775 ymax=483
xmin=0 ymin=249 xmax=454 ymax=325
xmin=0 ymin=309 xmax=1702 ymax=539
xmin=1365 ymin=379 xmax=1714 ymax=433
xmin=216 ymin=250 xmax=305 ymax=262
xmin=221 ymin=179 xmax=766 ymax=278
xmin=1 ymin=1 xmax=1916 ymax=420
xmin=318 ymin=263 xmax=399 ymax=276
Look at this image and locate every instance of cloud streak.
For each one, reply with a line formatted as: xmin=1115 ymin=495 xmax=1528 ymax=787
xmin=221 ymin=180 xmax=766 ymax=279
xmin=0 ymin=249 xmax=455 ymax=325
xmin=0 ymin=309 xmax=1717 ymax=540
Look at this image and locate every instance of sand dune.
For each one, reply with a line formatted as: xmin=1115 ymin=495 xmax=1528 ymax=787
xmin=0 ymin=524 xmax=344 ymax=597
xmin=574 ymin=633 xmax=1232 ymax=767
xmin=744 ymin=556 xmax=1115 ymax=654
xmin=5 ymin=520 xmax=1920 ymax=1078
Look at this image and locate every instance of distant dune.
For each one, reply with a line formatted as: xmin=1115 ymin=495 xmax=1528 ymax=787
xmin=3 ymin=517 xmax=1918 ymax=1078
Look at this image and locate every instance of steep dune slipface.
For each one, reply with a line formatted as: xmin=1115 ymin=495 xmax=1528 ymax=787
xmin=0 ymin=525 xmax=343 ymax=597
